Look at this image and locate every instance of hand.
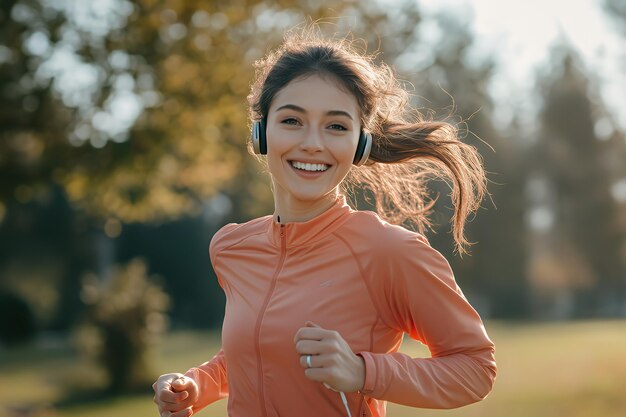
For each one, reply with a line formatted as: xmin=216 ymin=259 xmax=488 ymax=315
xmin=152 ymin=373 xmax=199 ymax=417
xmin=293 ymin=321 xmax=365 ymax=393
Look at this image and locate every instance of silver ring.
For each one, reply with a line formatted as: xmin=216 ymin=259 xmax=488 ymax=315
xmin=306 ymin=354 xmax=312 ymax=368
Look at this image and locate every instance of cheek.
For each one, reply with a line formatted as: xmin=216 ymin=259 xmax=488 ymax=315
xmin=333 ymin=139 xmax=358 ymax=161
xmin=265 ymin=126 xmax=291 ymax=154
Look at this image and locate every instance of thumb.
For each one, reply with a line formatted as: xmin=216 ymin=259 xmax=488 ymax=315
xmin=171 ymin=376 xmax=191 ymax=391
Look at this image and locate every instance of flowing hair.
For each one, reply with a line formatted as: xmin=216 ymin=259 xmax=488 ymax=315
xmin=247 ymin=27 xmax=487 ymax=255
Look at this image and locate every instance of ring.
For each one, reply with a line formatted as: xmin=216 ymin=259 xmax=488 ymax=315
xmin=306 ymin=354 xmax=312 ymax=368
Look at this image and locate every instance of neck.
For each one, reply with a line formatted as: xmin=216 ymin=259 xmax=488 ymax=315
xmin=273 ymin=191 xmax=340 ymax=224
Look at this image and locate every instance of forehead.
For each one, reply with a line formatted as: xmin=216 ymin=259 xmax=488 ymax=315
xmin=269 ymin=74 xmax=360 ymax=116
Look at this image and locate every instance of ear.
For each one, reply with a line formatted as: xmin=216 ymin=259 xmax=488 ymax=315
xmin=251 ymin=119 xmax=267 ymax=155
xmin=353 ymin=131 xmax=372 ymax=166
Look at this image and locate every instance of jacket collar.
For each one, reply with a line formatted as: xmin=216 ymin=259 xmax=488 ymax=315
xmin=267 ymin=194 xmax=353 ymax=247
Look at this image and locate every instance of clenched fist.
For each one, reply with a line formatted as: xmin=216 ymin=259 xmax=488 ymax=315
xmin=152 ymin=373 xmax=199 ymax=417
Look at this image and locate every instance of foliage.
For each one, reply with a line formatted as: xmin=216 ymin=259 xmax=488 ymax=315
xmin=0 ymin=290 xmax=36 ymax=346
xmin=0 ymin=0 xmax=354 ymax=223
xmin=604 ymin=0 xmax=626 ymax=35
xmin=530 ymin=46 xmax=626 ymax=317
xmin=75 ymin=258 xmax=170 ymax=394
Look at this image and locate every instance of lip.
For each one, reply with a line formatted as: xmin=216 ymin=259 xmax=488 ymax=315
xmin=288 ymin=159 xmax=332 ymax=166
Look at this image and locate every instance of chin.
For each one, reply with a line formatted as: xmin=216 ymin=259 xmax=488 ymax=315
xmin=285 ymin=186 xmax=335 ymax=202
xmin=288 ymin=192 xmax=329 ymax=202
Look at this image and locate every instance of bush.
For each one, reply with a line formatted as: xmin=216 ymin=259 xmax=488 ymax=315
xmin=0 ymin=290 xmax=36 ymax=346
xmin=75 ymin=258 xmax=170 ymax=394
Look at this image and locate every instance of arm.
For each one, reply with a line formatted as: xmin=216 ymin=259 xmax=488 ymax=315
xmin=181 ymin=222 xmax=236 ymax=412
xmin=184 ymin=347 xmax=229 ymax=412
xmin=358 ymin=234 xmax=496 ymax=409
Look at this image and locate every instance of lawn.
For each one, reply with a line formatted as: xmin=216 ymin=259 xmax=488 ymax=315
xmin=1 ymin=320 xmax=625 ymax=417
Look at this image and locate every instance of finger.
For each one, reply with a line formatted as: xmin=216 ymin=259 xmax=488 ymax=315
xmin=294 ymin=327 xmax=331 ymax=343
xmin=157 ymin=394 xmax=193 ymax=412
xmin=299 ymin=354 xmax=316 ymax=369
xmin=297 ymin=336 xmax=342 ymax=354
xmin=159 ymin=389 xmax=189 ymax=404
xmin=305 ymin=321 xmax=322 ymax=328
xmin=295 ymin=339 xmax=328 ymax=355
xmin=170 ymin=407 xmax=193 ymax=417
xmin=303 ymin=367 xmax=332 ymax=383
xmin=299 ymin=353 xmax=330 ymax=368
xmin=154 ymin=379 xmax=174 ymax=394
xmin=171 ymin=376 xmax=194 ymax=392
xmin=300 ymin=352 xmax=336 ymax=368
xmin=161 ymin=400 xmax=193 ymax=413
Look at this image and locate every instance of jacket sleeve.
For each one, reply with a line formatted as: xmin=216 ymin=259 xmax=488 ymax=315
xmin=182 ymin=223 xmax=237 ymax=411
xmin=184 ymin=348 xmax=228 ymax=412
xmin=357 ymin=233 xmax=497 ymax=409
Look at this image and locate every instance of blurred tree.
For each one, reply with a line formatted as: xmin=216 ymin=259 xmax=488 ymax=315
xmin=435 ymin=13 xmax=528 ymax=319
xmin=77 ymin=258 xmax=169 ymax=394
xmin=0 ymin=0 xmax=344 ymax=223
xmin=0 ymin=290 xmax=36 ymax=346
xmin=530 ymin=45 xmax=626 ymax=318
xmin=603 ymin=0 xmax=626 ymax=313
xmin=604 ymin=0 xmax=626 ymax=35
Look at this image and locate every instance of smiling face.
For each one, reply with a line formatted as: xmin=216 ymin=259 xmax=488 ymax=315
xmin=266 ymin=74 xmax=361 ymax=214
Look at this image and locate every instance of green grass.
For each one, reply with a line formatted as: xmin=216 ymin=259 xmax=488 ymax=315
xmin=1 ymin=320 xmax=625 ymax=417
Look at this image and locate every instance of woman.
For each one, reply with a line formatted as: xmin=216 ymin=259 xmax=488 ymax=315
xmin=153 ymin=28 xmax=496 ymax=417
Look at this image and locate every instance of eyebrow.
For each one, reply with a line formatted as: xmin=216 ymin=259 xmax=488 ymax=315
xmin=275 ymin=104 xmax=354 ymax=121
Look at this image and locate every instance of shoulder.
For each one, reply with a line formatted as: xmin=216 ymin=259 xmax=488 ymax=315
xmin=209 ymin=216 xmax=271 ymax=261
xmin=340 ymin=209 xmax=432 ymax=254
xmin=342 ymin=210 xmax=456 ymax=288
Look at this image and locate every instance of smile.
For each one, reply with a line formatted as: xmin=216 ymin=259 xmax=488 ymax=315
xmin=289 ymin=161 xmax=330 ymax=172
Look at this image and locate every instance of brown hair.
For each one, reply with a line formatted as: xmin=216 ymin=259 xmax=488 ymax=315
xmin=247 ymin=28 xmax=487 ymax=255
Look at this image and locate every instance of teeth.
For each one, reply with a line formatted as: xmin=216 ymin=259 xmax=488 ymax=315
xmin=291 ymin=161 xmax=329 ymax=172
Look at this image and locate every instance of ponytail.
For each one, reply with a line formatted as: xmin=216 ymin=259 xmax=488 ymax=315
xmin=344 ymin=119 xmax=487 ymax=255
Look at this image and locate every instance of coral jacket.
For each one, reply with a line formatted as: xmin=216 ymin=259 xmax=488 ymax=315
xmin=185 ymin=194 xmax=496 ymax=417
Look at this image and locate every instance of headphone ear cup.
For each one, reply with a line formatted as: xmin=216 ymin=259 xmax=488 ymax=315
xmin=251 ymin=119 xmax=267 ymax=155
xmin=353 ymin=131 xmax=372 ymax=166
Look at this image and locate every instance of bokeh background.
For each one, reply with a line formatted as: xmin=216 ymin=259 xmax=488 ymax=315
xmin=1 ymin=0 xmax=625 ymax=416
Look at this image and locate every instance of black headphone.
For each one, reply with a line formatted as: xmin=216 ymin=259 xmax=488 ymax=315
xmin=251 ymin=119 xmax=372 ymax=166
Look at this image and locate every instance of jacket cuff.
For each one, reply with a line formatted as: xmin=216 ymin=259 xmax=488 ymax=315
xmin=356 ymin=352 xmax=377 ymax=394
xmin=184 ymin=367 xmax=199 ymax=381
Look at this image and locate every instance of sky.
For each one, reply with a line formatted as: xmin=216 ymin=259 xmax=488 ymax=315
xmin=418 ymin=0 xmax=626 ymax=133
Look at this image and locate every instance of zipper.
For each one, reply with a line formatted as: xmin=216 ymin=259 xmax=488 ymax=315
xmin=358 ymin=394 xmax=370 ymax=417
xmin=254 ymin=223 xmax=287 ymax=417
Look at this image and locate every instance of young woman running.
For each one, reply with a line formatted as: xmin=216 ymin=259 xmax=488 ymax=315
xmin=153 ymin=27 xmax=496 ymax=417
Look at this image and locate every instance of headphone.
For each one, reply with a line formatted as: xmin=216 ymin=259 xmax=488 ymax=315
xmin=251 ymin=119 xmax=372 ymax=166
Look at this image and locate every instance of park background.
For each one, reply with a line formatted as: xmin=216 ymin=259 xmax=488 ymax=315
xmin=1 ymin=0 xmax=625 ymax=416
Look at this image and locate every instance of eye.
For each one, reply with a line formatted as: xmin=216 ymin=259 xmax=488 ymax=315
xmin=281 ymin=118 xmax=300 ymax=126
xmin=328 ymin=123 xmax=347 ymax=131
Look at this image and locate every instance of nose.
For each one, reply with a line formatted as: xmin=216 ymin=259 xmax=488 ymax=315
xmin=299 ymin=128 xmax=324 ymax=152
